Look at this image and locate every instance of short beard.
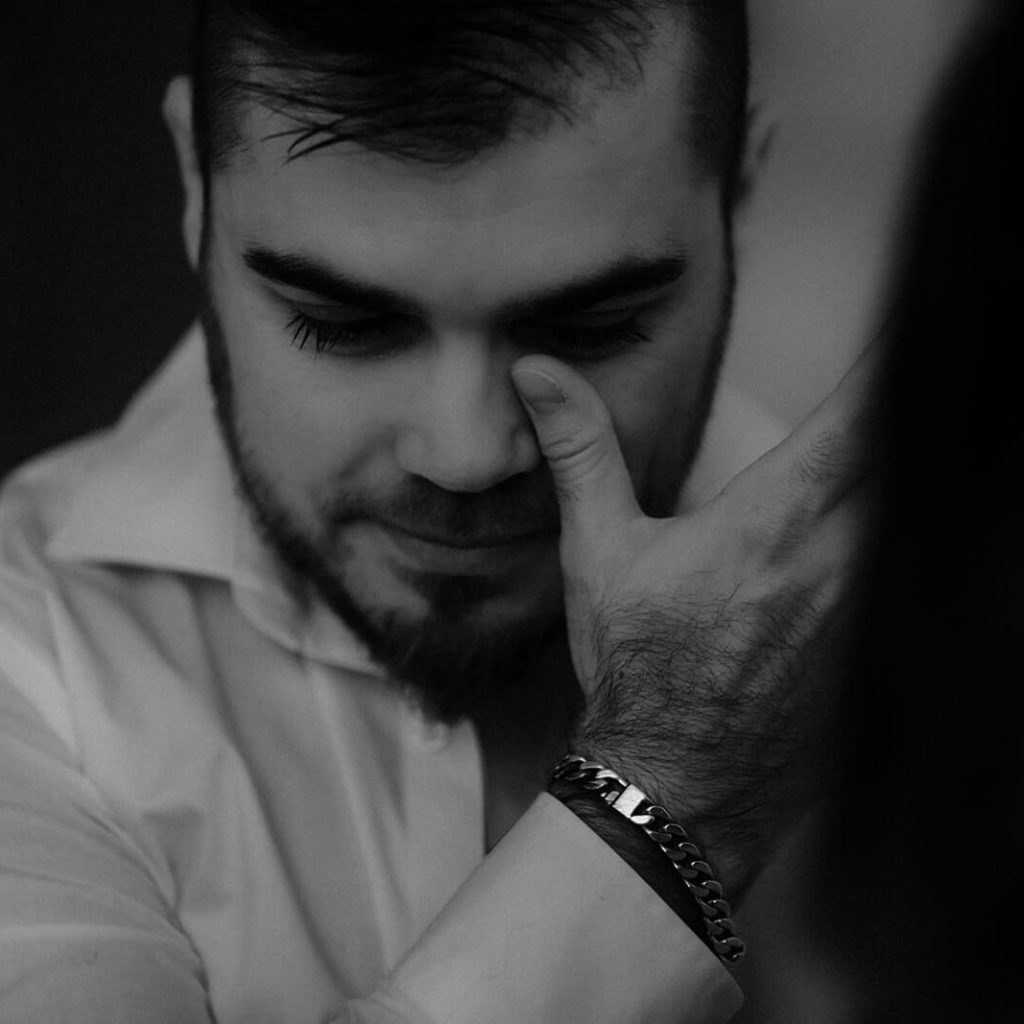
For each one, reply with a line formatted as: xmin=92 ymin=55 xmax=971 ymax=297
xmin=225 ymin=437 xmax=568 ymax=725
xmin=201 ymin=299 xmax=567 ymax=724
xmin=199 ymin=243 xmax=732 ymax=724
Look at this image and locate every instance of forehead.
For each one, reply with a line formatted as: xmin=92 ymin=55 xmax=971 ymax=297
xmin=208 ymin=18 xmax=722 ymax=313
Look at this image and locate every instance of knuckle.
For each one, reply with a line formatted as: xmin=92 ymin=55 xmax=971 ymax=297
xmin=544 ymin=420 xmax=613 ymax=484
xmin=735 ymin=500 xmax=790 ymax=558
xmin=790 ymin=419 xmax=864 ymax=491
xmin=733 ymin=497 xmax=814 ymax=569
xmin=791 ymin=428 xmax=849 ymax=488
xmin=542 ymin=419 xmax=595 ymax=463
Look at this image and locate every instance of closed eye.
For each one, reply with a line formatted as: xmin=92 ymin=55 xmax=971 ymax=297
xmin=512 ymin=312 xmax=653 ymax=361
xmin=286 ymin=311 xmax=418 ymax=358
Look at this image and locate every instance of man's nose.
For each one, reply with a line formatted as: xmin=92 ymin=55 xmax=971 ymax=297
xmin=396 ymin=337 xmax=541 ymax=493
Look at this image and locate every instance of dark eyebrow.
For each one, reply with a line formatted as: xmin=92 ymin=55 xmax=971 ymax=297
xmin=242 ymin=244 xmax=688 ymax=320
xmin=243 ymin=246 xmax=419 ymax=314
xmin=498 ymin=253 xmax=688 ymax=320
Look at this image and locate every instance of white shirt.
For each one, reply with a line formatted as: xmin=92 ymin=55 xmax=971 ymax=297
xmin=0 ymin=326 xmax=780 ymax=1023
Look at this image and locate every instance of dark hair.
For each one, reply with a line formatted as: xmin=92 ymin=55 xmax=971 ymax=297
xmin=190 ymin=0 xmax=748 ymax=194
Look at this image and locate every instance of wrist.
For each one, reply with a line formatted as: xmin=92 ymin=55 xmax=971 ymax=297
xmin=570 ymin=736 xmax=760 ymax=901
xmin=547 ymin=775 xmax=710 ymax=943
xmin=548 ymin=753 xmax=746 ymax=964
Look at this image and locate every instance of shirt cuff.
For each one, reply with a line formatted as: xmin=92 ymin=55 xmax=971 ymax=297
xmin=385 ymin=793 xmax=743 ymax=1024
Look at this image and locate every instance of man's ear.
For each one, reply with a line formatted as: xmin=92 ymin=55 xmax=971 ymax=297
xmin=732 ymin=102 xmax=777 ymax=211
xmin=163 ymin=76 xmax=204 ymax=271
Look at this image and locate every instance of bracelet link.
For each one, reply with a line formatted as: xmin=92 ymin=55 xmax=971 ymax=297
xmin=609 ymin=783 xmax=647 ymax=817
xmin=551 ymin=753 xmax=746 ymax=964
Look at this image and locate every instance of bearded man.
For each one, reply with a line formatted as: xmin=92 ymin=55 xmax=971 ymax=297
xmin=0 ymin=2 xmax=870 ymax=1021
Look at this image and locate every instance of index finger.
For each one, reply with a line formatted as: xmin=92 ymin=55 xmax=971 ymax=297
xmin=719 ymin=337 xmax=883 ymax=516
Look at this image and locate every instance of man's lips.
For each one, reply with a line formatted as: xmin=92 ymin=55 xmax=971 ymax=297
xmin=379 ymin=522 xmax=557 ymax=549
xmin=370 ymin=520 xmax=558 ymax=571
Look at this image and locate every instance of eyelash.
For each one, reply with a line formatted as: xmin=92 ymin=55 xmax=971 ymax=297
xmin=287 ymin=311 xmax=410 ymax=360
xmin=286 ymin=310 xmax=652 ymax=363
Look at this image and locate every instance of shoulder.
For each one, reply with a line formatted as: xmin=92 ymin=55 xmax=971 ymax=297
xmin=1 ymin=431 xmax=110 ymax=582
xmin=0 ymin=433 xmax=119 ymax=752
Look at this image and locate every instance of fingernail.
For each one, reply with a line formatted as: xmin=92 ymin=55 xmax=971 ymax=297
xmin=512 ymin=368 xmax=567 ymax=414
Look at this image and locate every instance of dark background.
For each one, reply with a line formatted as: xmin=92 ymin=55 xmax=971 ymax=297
xmin=2 ymin=2 xmax=198 ymax=478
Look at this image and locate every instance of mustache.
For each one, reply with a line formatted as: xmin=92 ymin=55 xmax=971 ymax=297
xmin=321 ymin=472 xmax=562 ymax=546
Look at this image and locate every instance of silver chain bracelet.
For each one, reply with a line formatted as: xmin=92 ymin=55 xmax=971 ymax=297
xmin=551 ymin=753 xmax=746 ymax=964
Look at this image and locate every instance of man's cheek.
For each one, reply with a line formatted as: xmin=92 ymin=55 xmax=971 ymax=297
xmin=592 ymin=376 xmax=673 ymax=459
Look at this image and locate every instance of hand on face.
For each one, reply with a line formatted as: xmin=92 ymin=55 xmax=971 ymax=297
xmin=511 ymin=342 xmax=878 ymax=898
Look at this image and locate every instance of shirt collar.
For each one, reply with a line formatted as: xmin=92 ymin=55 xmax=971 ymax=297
xmin=46 ymin=324 xmax=379 ymax=674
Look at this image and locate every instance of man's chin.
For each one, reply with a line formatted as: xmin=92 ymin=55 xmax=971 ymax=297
xmin=354 ymin=599 xmax=567 ymax=725
xmin=264 ymin=523 xmax=566 ymax=723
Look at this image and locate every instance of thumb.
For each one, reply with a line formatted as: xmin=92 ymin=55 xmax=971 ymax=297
xmin=512 ymin=355 xmax=641 ymax=548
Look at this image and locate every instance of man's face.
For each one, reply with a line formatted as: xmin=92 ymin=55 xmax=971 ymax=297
xmin=193 ymin=23 xmax=734 ymax=717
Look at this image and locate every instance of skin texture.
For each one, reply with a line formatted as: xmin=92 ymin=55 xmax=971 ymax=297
xmin=165 ymin=16 xmax=734 ymax=725
xmin=512 ymin=342 xmax=874 ymax=896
